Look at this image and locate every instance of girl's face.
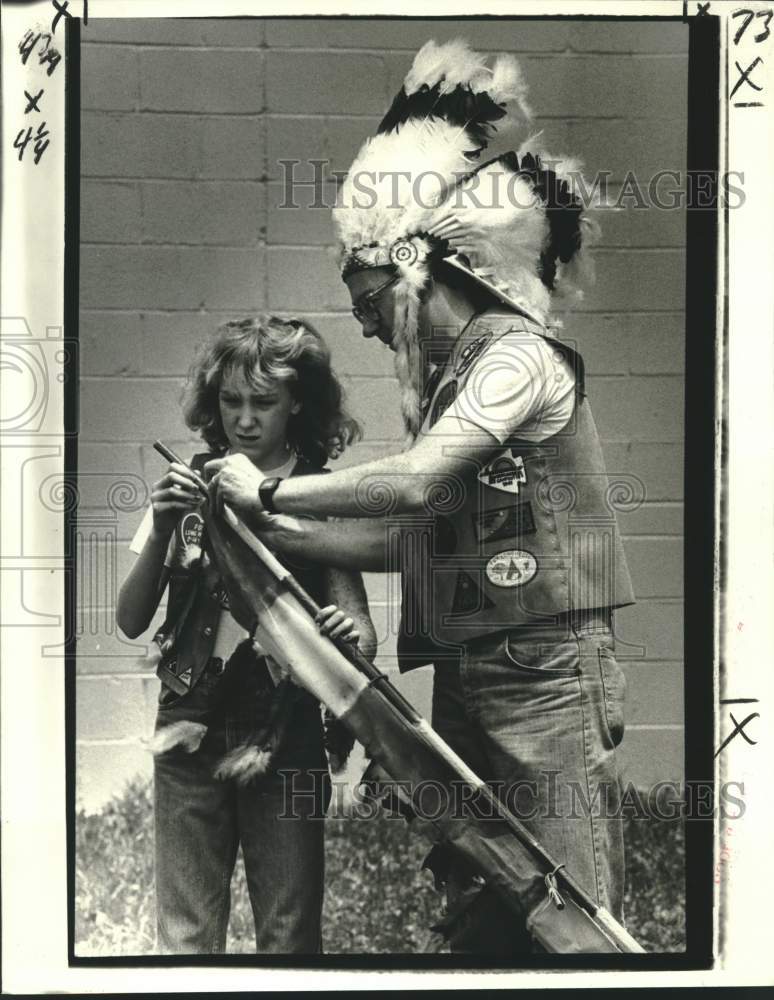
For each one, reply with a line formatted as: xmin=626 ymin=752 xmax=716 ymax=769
xmin=217 ymin=366 xmax=300 ymax=467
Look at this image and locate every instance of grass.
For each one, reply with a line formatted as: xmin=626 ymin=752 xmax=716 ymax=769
xmin=75 ymin=777 xmax=685 ymax=956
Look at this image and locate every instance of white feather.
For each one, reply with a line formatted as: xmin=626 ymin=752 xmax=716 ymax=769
xmin=147 ymin=721 xmax=207 ymax=755
xmin=214 ymin=745 xmax=273 ymax=785
xmin=404 ymin=39 xmax=487 ymax=96
xmin=489 ymin=54 xmax=532 ymax=120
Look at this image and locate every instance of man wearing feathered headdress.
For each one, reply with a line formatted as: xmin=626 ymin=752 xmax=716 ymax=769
xmin=208 ymin=39 xmax=636 ymax=954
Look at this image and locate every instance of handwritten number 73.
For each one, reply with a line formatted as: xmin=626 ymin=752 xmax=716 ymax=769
xmin=733 ymin=9 xmax=773 ymax=44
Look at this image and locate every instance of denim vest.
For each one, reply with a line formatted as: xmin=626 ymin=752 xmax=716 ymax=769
xmin=154 ymin=453 xmax=328 ymax=696
xmin=396 ymin=311 xmax=635 ymax=672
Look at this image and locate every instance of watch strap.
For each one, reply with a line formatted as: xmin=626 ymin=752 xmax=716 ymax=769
xmin=258 ymin=476 xmax=283 ymax=513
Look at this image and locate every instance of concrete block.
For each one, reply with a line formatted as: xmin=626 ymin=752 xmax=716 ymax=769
xmin=266 ymin=52 xmax=390 ymax=115
xmin=199 ymin=117 xmax=266 ymax=180
xmin=568 ymin=20 xmax=689 ymax=53
xmin=76 ymin=743 xmax=153 ymax=815
xmin=79 ymin=442 xmax=145 ymax=482
xmin=81 ymin=112 xmax=265 ymax=180
xmin=565 ymin=118 xmax=687 ymax=184
xmin=140 ymin=181 xmax=265 ymax=246
xmin=76 ymin=675 xmax=152 ymax=740
xmin=625 ymin=537 xmax=683 ymax=598
xmin=81 ymin=181 xmax=141 ymax=245
xmin=79 ymin=310 xmax=143 ymax=375
xmin=618 ymin=725 xmax=684 ymax=787
xmin=139 ymin=50 xmax=264 ymax=114
xmin=74 ymin=625 xmax=158 ymax=668
xmin=309 ymin=314 xmax=396 ymax=380
xmin=81 ymin=44 xmax=139 ymax=111
xmin=83 ymin=17 xmax=265 ymax=46
xmin=265 ymin=18 xmax=573 ymax=52
xmin=563 ymin=313 xmax=685 ymax=376
xmin=615 ymin=599 xmax=684 ymax=662
xmin=80 ymin=246 xmax=266 ymax=311
xmin=575 ymin=249 xmax=685 ymax=313
xmin=266 ymin=247 xmax=347 ymax=311
xmin=588 ymin=375 xmax=684 ymax=443
xmin=79 ymin=377 xmax=190 ymax=443
xmin=625 ymin=661 xmax=684 ymax=725
xmin=139 ymin=311 xmax=243 ymax=376
xmin=383 ymin=52 xmax=688 ymax=120
xmin=266 ymin=116 xmax=329 ymax=181
xmin=617 ymin=503 xmax=683 ymax=537
xmin=596 ymin=200 xmax=686 ymax=248
xmin=602 ymin=442 xmax=684 ymax=502
xmin=341 ymin=375 xmax=404 ymax=446
xmin=266 ymin=182 xmax=336 ymax=246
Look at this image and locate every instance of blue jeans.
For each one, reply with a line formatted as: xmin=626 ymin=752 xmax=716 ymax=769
xmin=431 ymin=613 xmax=627 ymax=955
xmin=153 ymin=661 xmax=330 ymax=954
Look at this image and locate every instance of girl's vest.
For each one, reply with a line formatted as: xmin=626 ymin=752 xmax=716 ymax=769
xmin=154 ymin=453 xmax=328 ymax=696
xmin=396 ymin=311 xmax=635 ymax=672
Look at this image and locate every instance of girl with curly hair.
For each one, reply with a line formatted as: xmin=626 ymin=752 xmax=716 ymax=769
xmin=117 ymin=315 xmax=375 ymax=955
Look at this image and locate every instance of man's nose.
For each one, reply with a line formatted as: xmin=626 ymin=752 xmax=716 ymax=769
xmin=360 ymin=317 xmax=379 ymax=339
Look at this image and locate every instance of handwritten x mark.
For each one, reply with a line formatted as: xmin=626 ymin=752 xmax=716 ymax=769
xmin=714 ymin=711 xmax=760 ymax=758
xmin=731 ymin=57 xmax=764 ymax=99
xmin=24 ymin=89 xmax=43 ymax=114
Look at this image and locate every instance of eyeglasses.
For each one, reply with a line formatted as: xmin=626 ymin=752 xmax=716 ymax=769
xmin=351 ymin=275 xmax=399 ymax=325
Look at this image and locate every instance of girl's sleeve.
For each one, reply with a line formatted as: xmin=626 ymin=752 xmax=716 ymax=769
xmin=128 ymin=505 xmax=174 ymax=567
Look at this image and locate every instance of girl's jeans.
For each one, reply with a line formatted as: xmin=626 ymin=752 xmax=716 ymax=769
xmin=431 ymin=613 xmax=628 ymax=955
xmin=153 ymin=660 xmax=330 ymax=955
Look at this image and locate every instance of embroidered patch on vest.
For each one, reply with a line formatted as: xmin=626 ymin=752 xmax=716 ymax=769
xmin=473 ymin=501 xmax=536 ymax=544
xmin=478 ymin=453 xmax=527 ymax=495
xmin=178 ymin=666 xmax=193 ymax=688
xmin=485 ymin=549 xmax=538 ymax=588
xmin=174 ymin=511 xmax=205 ymax=570
xmin=430 ymin=380 xmax=459 ymax=427
xmin=449 ymin=570 xmax=495 ymax=616
xmin=181 ymin=511 xmax=203 ymax=547
xmin=454 ymin=333 xmax=490 ymax=377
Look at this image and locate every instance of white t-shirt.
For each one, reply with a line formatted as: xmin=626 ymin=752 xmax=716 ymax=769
xmin=442 ymin=328 xmax=576 ymax=444
xmin=129 ymin=452 xmax=298 ymax=660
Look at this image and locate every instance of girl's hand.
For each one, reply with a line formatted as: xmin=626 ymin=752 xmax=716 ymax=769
xmin=314 ymin=605 xmax=360 ymax=644
xmin=150 ymin=463 xmax=203 ymax=537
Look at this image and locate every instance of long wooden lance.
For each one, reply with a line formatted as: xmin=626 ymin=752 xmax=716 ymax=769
xmin=154 ymin=440 xmax=645 ymax=955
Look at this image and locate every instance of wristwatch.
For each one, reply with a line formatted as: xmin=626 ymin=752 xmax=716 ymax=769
xmin=258 ymin=476 xmax=283 ymax=513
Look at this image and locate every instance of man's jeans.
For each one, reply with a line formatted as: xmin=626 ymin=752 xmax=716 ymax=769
xmin=153 ymin=662 xmax=330 ymax=955
xmin=431 ymin=614 xmax=627 ymax=954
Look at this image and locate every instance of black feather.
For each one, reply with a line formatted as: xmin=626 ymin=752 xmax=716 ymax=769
xmin=378 ymin=83 xmax=508 ymax=156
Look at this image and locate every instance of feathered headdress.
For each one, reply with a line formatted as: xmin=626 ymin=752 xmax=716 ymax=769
xmin=332 ymin=39 xmax=599 ymax=438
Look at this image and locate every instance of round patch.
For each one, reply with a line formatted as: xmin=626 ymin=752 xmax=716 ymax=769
xmin=181 ymin=511 xmax=204 ymax=548
xmin=389 ymin=237 xmax=420 ymax=267
xmin=485 ymin=549 xmax=538 ymax=588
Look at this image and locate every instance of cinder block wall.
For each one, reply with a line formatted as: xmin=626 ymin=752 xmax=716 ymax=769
xmin=77 ymin=17 xmax=688 ymax=812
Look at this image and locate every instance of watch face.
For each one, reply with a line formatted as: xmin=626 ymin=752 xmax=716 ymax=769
xmin=485 ymin=549 xmax=538 ymax=588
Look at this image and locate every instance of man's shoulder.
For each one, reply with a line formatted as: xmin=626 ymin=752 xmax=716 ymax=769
xmin=473 ymin=308 xmax=548 ymax=338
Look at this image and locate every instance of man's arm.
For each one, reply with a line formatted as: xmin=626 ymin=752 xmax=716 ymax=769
xmin=251 ymin=513 xmax=395 ymax=572
xmin=209 ymin=417 xmax=501 ymax=520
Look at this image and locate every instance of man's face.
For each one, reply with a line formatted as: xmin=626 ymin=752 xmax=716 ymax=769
xmin=345 ymin=266 xmax=398 ymax=351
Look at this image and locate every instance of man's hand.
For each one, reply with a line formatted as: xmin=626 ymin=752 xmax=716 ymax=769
xmin=203 ymin=453 xmax=264 ymax=516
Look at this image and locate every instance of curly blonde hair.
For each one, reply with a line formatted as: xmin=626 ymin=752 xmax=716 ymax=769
xmin=182 ymin=316 xmax=361 ymax=467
